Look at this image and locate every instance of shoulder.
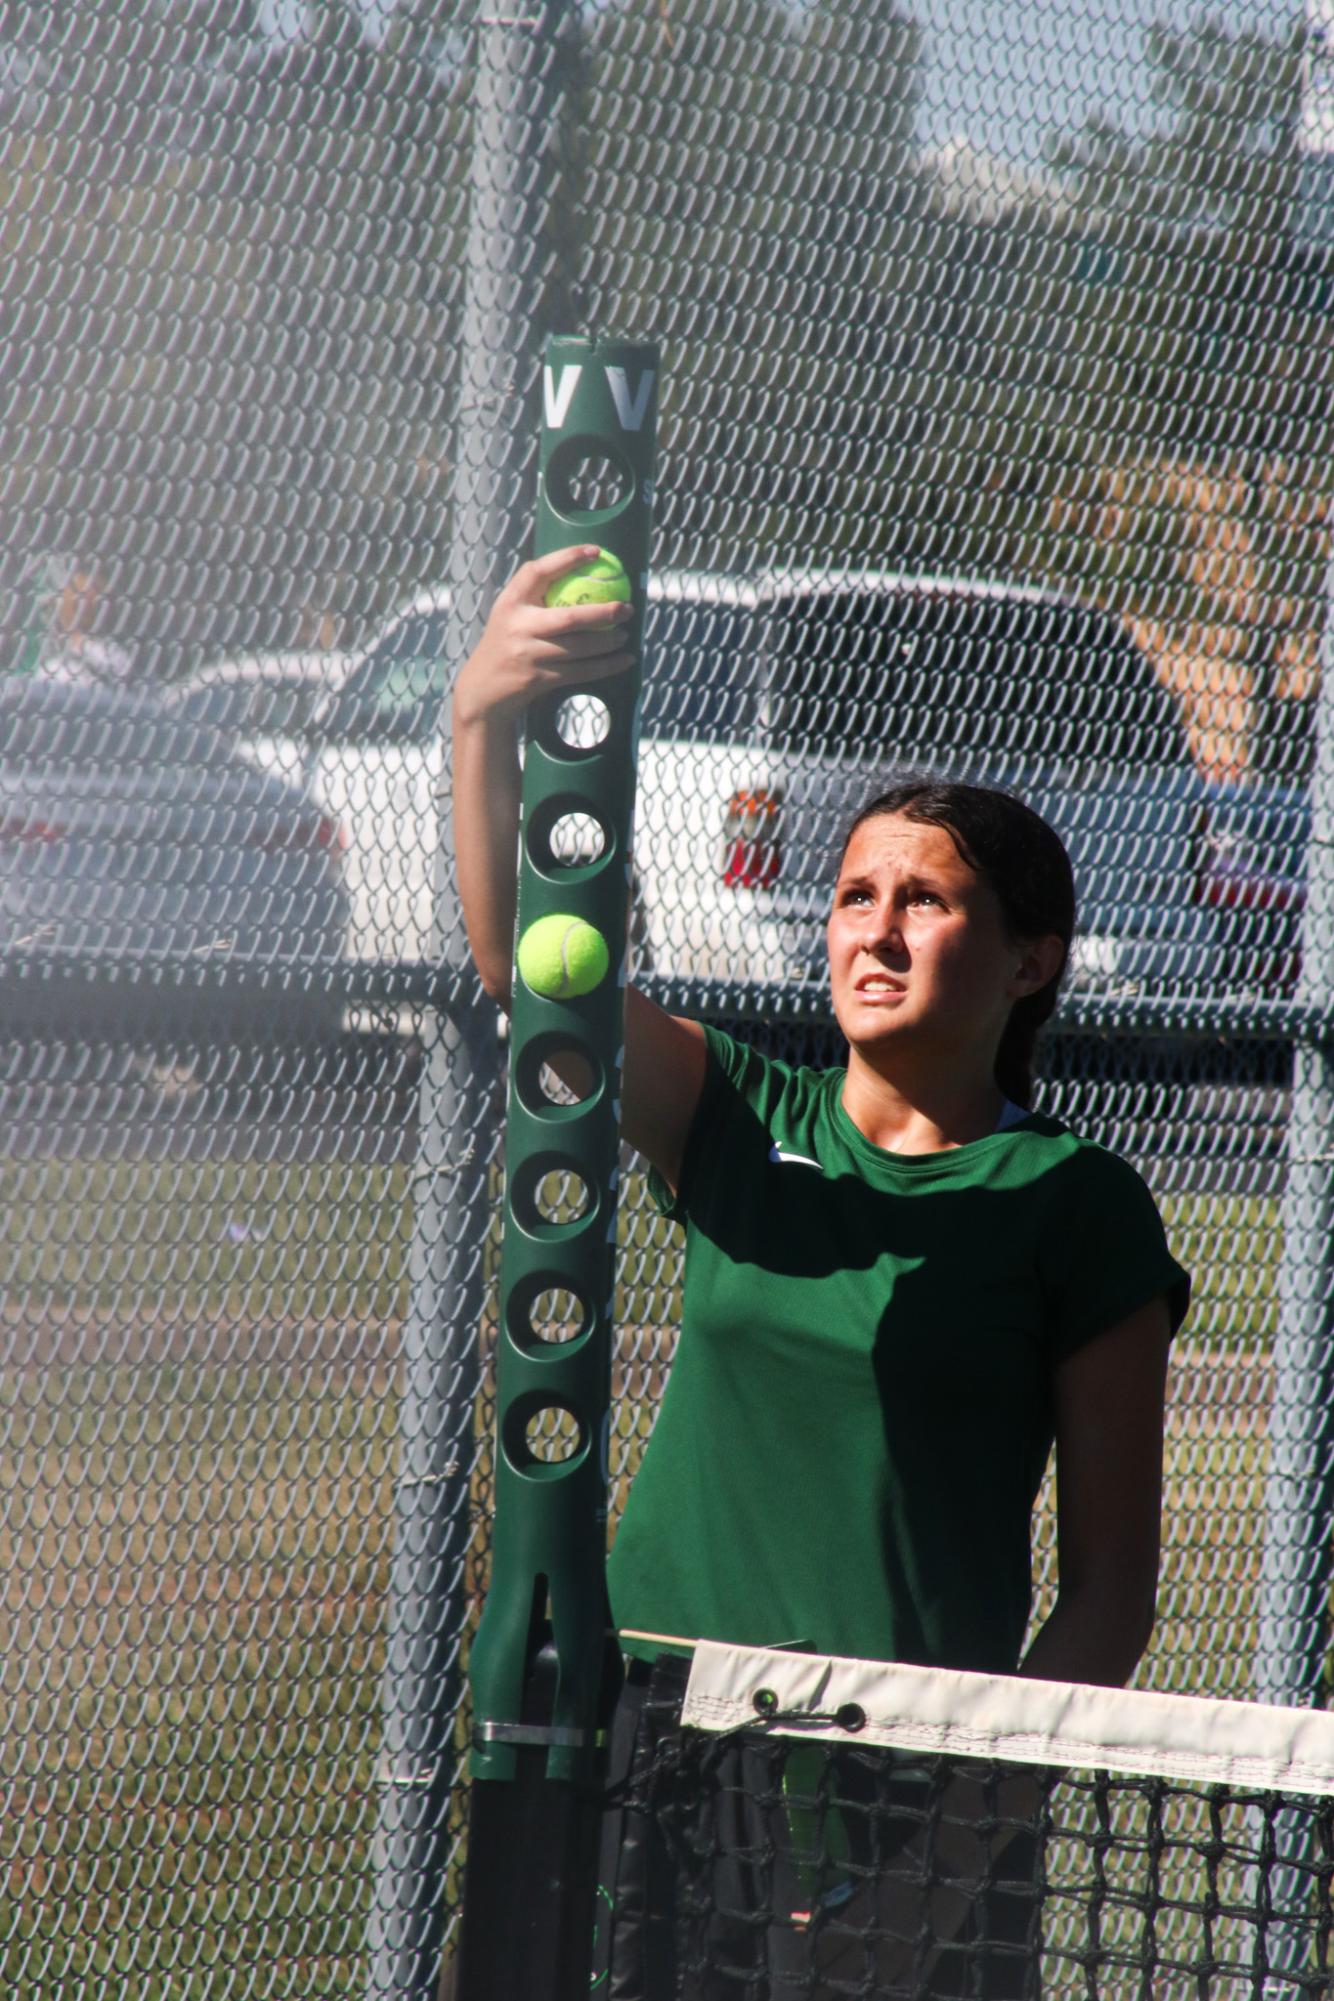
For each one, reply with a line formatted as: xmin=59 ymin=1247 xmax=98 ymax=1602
xmin=1050 ymin=1121 xmax=1161 ymax=1206
xmin=1012 ymin=1116 xmax=1191 ymax=1342
xmin=996 ymin=1113 xmax=1178 ymax=1260
xmin=653 ymin=1027 xmax=840 ymax=1218
xmin=699 ymin=1024 xmax=837 ymax=1128
xmin=1004 ymin=1112 xmax=1156 ymax=1200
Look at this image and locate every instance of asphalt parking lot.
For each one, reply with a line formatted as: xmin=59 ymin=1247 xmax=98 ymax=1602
xmin=0 ymin=1035 xmax=424 ymax=1164
xmin=0 ymin=1033 xmax=1296 ymax=1182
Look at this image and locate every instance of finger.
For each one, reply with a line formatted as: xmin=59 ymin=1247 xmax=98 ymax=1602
xmin=516 ymin=545 xmax=604 ymax=596
xmin=530 ymin=635 xmax=635 ymax=671
xmin=529 ymin=600 xmax=636 ymax=641
xmin=536 ymin=648 xmax=635 ymax=686
xmin=548 ymin=624 xmax=636 ymax=661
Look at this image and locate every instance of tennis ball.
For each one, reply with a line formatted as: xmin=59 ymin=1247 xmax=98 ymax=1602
xmin=544 ymin=551 xmax=632 ymax=608
xmin=517 ymin=913 xmax=611 ymax=1000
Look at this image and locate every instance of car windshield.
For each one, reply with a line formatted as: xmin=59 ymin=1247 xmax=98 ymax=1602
xmin=640 ymin=595 xmax=760 ymax=744
xmin=176 ymin=679 xmax=328 ymax=736
xmin=352 ymin=613 xmax=449 ymax=720
xmin=759 ymin=589 xmax=1190 ymax=767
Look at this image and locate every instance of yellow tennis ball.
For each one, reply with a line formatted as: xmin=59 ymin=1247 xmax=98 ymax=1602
xmin=544 ymin=551 xmax=632 ymax=608
xmin=517 ymin=913 xmax=611 ymax=999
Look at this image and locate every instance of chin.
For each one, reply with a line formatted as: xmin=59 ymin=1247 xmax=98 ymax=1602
xmin=838 ymin=1008 xmax=913 ymax=1054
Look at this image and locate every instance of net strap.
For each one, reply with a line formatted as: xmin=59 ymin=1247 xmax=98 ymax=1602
xmin=681 ymin=1640 xmax=1334 ymax=1797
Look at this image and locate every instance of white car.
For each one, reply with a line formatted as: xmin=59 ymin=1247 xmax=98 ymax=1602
xmin=168 ymin=596 xmax=451 ymax=971
xmin=163 ymin=650 xmax=354 ymax=787
xmin=633 ymin=571 xmax=1258 ymax=1006
xmin=301 ymin=589 xmax=452 ymax=967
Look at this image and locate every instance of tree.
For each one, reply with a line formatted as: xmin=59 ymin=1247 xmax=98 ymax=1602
xmin=1035 ymin=16 xmax=1330 ymax=773
xmin=1049 ymin=20 xmax=1304 ymax=266
xmin=0 ymin=0 xmax=472 ymax=671
xmin=577 ymin=0 xmax=925 ymax=567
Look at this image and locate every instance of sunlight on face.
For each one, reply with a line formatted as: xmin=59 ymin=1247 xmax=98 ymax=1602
xmin=827 ymin=815 xmax=1024 ymax=1065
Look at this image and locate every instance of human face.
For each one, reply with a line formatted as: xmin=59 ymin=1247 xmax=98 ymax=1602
xmin=827 ymin=814 xmax=1040 ymax=1074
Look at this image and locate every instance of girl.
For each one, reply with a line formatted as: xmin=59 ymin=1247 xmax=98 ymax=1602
xmin=452 ymin=548 xmax=1191 ymax=1996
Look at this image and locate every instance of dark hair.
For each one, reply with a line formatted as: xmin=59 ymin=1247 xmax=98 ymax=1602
xmin=840 ymin=777 xmax=1076 ymax=1107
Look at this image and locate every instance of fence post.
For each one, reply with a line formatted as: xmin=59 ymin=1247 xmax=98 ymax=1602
xmin=1251 ymin=505 xmax=1334 ymax=1986
xmin=365 ymin=6 xmax=575 ymax=1995
xmin=1256 ymin=501 xmax=1334 ymax=1715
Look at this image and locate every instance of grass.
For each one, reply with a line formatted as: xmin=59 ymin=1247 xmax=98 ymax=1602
xmin=0 ymin=1159 xmax=1306 ymax=1993
xmin=0 ymin=1358 xmax=396 ymax=1998
xmin=0 ymin=1158 xmax=414 ymax=1323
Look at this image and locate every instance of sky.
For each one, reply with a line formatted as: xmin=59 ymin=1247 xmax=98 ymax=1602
xmin=257 ymin=0 xmax=1308 ymax=170
xmin=914 ymin=0 xmax=1303 ymax=168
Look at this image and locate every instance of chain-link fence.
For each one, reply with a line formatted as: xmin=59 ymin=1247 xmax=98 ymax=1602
xmin=0 ymin=1 xmax=1331 ymax=1994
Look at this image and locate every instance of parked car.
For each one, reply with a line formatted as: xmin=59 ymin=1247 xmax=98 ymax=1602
xmin=0 ymin=679 xmax=350 ymax=1037
xmin=300 ymin=590 xmax=453 ymax=967
xmin=161 ymin=651 xmax=354 ymax=785
xmin=632 ymin=571 xmax=1308 ymax=1005
xmin=268 ymin=571 xmax=1309 ymax=1006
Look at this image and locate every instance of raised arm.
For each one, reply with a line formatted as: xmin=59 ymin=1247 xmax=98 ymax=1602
xmin=451 ymin=551 xmax=708 ymax=1192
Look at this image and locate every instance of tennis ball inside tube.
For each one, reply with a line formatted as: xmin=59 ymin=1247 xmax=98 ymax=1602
xmin=517 ymin=914 xmax=611 ymax=1000
xmin=544 ymin=551 xmax=632 ymax=608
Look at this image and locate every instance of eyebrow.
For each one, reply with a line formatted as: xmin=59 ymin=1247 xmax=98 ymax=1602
xmin=835 ymin=869 xmax=956 ymax=897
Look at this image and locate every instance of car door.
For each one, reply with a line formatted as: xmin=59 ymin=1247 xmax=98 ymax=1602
xmin=311 ymin=615 xmax=447 ymax=964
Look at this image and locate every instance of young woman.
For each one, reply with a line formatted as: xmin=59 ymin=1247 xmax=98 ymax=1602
xmin=453 ymin=548 xmax=1192 ymax=1996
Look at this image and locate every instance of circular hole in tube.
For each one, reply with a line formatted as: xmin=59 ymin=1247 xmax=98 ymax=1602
xmin=545 ymin=811 xmax=608 ymax=869
xmin=510 ymin=1153 xmax=600 ymax=1237
xmin=527 ymin=1288 xmax=588 ymax=1345
xmin=534 ymin=1168 xmax=590 ymax=1225
xmin=515 ymin=1035 xmax=601 ymax=1115
xmin=555 ymin=694 xmax=612 ymax=750
xmin=523 ymin=1403 xmax=584 ymax=1465
xmin=545 ymin=438 xmax=633 ymax=521
xmin=538 ymin=1056 xmax=589 ymax=1108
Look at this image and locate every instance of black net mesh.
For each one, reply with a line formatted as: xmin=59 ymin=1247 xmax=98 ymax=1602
xmin=595 ymin=1660 xmax=1334 ymax=1998
xmin=0 ymin=1 xmax=1328 ymax=1993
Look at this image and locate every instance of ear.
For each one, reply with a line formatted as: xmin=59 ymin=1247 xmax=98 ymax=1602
xmin=1009 ymin=933 xmax=1066 ymax=999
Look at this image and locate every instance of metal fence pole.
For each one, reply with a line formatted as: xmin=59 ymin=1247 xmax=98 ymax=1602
xmin=1256 ymin=508 xmax=1334 ymax=2001
xmin=365 ymin=7 xmax=575 ymax=1995
xmin=1256 ymin=501 xmax=1334 ymax=1717
xmin=1251 ymin=503 xmax=1334 ymax=1990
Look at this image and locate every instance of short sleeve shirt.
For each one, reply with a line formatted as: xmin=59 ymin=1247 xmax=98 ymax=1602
xmin=607 ymin=1027 xmax=1191 ymax=1675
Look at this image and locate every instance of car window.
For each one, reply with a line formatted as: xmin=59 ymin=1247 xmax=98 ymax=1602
xmin=760 ymin=591 xmax=1190 ymax=768
xmin=351 ymin=614 xmax=449 ymax=721
xmin=174 ymin=685 xmax=245 ymax=732
xmin=640 ymin=596 xmax=760 ymax=744
xmin=177 ymin=680 xmax=324 ymax=736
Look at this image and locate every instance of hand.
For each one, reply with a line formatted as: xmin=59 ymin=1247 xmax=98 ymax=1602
xmin=452 ymin=546 xmax=637 ymax=729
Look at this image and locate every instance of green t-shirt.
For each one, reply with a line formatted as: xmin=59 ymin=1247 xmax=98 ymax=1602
xmin=607 ymin=1026 xmax=1191 ymax=1676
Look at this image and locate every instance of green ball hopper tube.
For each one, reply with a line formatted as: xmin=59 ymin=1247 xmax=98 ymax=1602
xmin=468 ymin=336 xmax=659 ymax=1784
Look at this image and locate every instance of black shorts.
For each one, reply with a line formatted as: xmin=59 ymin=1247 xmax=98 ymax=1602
xmin=591 ymin=1654 xmax=1040 ymax=2001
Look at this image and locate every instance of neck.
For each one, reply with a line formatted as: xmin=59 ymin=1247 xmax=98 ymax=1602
xmin=840 ymin=1048 xmax=1007 ymax=1154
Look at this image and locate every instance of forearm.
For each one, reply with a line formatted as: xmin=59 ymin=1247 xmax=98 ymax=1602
xmin=452 ymin=697 xmax=522 ymax=1006
xmin=449 ymin=548 xmax=634 ymax=1002
xmin=1019 ymin=1579 xmax=1156 ymax=1689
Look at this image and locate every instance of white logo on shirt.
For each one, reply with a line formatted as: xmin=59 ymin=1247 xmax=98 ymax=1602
xmin=768 ymin=1143 xmax=823 ymax=1171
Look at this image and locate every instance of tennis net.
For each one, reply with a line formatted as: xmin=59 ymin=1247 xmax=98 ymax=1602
xmin=596 ymin=1640 xmax=1334 ymax=1998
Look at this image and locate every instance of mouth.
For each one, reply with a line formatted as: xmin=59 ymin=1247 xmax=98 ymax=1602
xmin=854 ymin=977 xmax=907 ymax=1000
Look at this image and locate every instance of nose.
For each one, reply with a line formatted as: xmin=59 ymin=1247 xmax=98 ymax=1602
xmin=861 ymin=903 xmax=905 ymax=955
